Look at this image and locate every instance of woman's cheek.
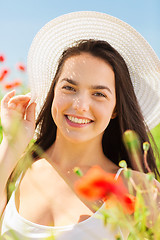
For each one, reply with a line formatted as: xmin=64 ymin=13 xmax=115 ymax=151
xmin=95 ymin=101 xmax=113 ymax=117
xmin=51 ymin=100 xmax=58 ymax=124
xmin=51 ymin=94 xmax=69 ymax=122
xmin=94 ymin=102 xmax=115 ymax=126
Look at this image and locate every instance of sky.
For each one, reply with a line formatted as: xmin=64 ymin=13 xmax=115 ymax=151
xmin=1 ymin=0 xmax=160 ymax=70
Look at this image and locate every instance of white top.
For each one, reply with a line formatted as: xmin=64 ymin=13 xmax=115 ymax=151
xmin=1 ymin=168 xmax=126 ymax=240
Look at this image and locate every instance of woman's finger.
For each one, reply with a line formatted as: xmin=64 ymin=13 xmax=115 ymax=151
xmin=8 ymin=99 xmax=31 ymax=111
xmin=8 ymin=102 xmax=16 ymax=109
xmin=8 ymin=95 xmax=31 ymax=105
xmin=1 ymin=90 xmax=16 ymax=107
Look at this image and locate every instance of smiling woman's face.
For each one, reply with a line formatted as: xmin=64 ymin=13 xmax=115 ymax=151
xmin=51 ymin=52 xmax=116 ymax=143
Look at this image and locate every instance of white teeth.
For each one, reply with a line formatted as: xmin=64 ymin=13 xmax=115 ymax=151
xmin=67 ymin=115 xmax=91 ymax=124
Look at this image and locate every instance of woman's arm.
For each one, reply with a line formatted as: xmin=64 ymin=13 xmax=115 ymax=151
xmin=0 ymin=137 xmax=26 ymax=215
xmin=0 ymin=90 xmax=36 ymax=216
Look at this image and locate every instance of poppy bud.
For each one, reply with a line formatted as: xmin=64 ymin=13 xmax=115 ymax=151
xmin=16 ymin=63 xmax=26 ymax=71
xmin=0 ymin=54 xmax=5 ymax=62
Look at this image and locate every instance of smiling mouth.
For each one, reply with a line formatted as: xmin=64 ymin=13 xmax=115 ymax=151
xmin=66 ymin=115 xmax=93 ymax=124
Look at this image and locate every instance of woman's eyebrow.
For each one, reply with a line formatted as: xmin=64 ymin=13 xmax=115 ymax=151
xmin=60 ymin=78 xmax=78 ymax=85
xmin=90 ymin=85 xmax=112 ymax=94
xmin=60 ymin=78 xmax=112 ymax=94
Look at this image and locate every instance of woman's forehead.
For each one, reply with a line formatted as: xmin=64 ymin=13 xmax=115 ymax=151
xmin=60 ymin=53 xmax=114 ymax=77
xmin=57 ymin=53 xmax=115 ymax=91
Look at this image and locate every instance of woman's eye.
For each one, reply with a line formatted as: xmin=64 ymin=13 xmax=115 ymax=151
xmin=93 ymin=92 xmax=106 ymax=98
xmin=62 ymin=86 xmax=76 ymax=91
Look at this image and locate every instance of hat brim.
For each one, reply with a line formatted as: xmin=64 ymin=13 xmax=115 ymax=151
xmin=27 ymin=11 xmax=160 ymax=129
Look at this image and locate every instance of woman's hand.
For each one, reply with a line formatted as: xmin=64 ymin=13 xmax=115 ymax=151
xmin=1 ymin=90 xmax=36 ymax=148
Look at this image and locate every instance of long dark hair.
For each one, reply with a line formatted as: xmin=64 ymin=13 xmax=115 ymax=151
xmin=31 ymin=39 xmax=159 ymax=178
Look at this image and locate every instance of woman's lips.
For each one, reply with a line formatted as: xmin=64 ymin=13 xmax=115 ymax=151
xmin=65 ymin=115 xmax=93 ymax=128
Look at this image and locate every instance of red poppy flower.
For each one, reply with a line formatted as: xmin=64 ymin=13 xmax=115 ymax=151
xmin=122 ymin=193 xmax=136 ymax=214
xmin=13 ymin=79 xmax=21 ymax=87
xmin=105 ymin=193 xmax=136 ymax=215
xmin=0 ymin=68 xmax=9 ymax=81
xmin=16 ymin=63 xmax=26 ymax=71
xmin=0 ymin=54 xmax=5 ymax=62
xmin=75 ymin=165 xmax=136 ymax=214
xmin=4 ymin=83 xmax=14 ymax=89
xmin=4 ymin=79 xmax=22 ymax=89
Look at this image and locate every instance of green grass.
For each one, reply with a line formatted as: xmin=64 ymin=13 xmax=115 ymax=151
xmin=151 ymin=123 xmax=160 ymax=153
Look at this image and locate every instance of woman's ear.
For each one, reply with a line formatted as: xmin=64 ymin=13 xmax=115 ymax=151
xmin=111 ymin=108 xmax=117 ymax=119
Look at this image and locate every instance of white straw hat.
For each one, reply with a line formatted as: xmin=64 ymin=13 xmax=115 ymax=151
xmin=27 ymin=11 xmax=160 ymax=129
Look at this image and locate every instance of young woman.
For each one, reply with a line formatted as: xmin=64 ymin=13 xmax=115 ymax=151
xmin=0 ymin=11 xmax=160 ymax=240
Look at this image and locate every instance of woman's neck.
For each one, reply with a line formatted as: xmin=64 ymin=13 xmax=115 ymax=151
xmin=46 ymin=130 xmax=118 ymax=174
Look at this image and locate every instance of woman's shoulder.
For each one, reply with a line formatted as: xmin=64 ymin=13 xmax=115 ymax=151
xmin=18 ymin=158 xmax=54 ymax=196
xmin=127 ymin=169 xmax=159 ymax=185
xmin=128 ymin=169 xmax=160 ymax=225
xmin=120 ymin=168 xmax=160 ymax=204
xmin=16 ymin=158 xmax=58 ymax=209
xmin=31 ymin=158 xmax=53 ymax=170
xmin=24 ymin=158 xmax=52 ymax=175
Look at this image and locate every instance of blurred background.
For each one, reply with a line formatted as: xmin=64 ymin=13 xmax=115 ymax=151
xmin=0 ymin=0 xmax=160 ymax=143
xmin=1 ymin=0 xmax=160 ymax=68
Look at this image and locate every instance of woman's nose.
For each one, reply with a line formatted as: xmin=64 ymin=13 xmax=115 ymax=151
xmin=72 ymin=94 xmax=90 ymax=112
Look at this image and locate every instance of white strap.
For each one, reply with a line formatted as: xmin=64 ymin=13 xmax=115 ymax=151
xmin=115 ymin=168 xmax=124 ymax=181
